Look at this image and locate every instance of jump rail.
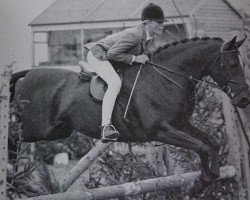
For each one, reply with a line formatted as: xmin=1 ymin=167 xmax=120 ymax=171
xmin=60 ymin=141 xmax=112 ymax=192
xmin=26 ymin=166 xmax=236 ymax=200
xmin=0 ymin=66 xmax=12 ymax=200
xmin=222 ymin=93 xmax=250 ymax=200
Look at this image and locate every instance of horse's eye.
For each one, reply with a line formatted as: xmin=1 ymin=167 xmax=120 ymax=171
xmin=229 ymin=62 xmax=237 ymax=68
xmin=230 ymin=65 xmax=237 ymax=69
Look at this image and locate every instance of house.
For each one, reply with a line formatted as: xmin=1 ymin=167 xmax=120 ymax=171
xmin=29 ymin=0 xmax=244 ymax=69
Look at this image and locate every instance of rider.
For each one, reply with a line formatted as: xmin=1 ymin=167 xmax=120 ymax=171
xmin=79 ymin=3 xmax=166 ymax=143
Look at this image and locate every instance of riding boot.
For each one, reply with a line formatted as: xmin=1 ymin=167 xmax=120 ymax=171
xmin=100 ymin=124 xmax=120 ymax=143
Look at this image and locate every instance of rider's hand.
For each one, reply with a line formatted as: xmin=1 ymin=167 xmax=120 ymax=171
xmin=134 ymin=55 xmax=149 ymax=64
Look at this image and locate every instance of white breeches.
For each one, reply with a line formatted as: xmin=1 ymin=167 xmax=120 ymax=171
xmin=87 ymin=51 xmax=122 ymax=126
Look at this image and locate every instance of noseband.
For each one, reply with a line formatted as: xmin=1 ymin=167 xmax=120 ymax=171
xmin=148 ymin=41 xmax=248 ymax=97
xmin=207 ymin=42 xmax=248 ymax=96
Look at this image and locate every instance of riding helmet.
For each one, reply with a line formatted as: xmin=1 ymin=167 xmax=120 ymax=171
xmin=141 ymin=3 xmax=168 ymax=22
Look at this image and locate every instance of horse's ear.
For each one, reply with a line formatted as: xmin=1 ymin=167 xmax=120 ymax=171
xmin=224 ymin=36 xmax=237 ymax=50
xmin=235 ymin=34 xmax=247 ymax=49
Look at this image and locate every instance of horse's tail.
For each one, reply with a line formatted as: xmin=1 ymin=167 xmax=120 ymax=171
xmin=10 ymin=69 xmax=31 ymax=102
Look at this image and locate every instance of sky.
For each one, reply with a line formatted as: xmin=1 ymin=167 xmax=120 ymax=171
xmin=0 ymin=0 xmax=249 ymax=72
xmin=0 ymin=0 xmax=55 ymax=72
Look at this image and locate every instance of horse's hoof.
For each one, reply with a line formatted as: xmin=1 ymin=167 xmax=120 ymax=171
xmin=210 ymin=162 xmax=220 ymax=179
xmin=184 ymin=176 xmax=207 ymax=197
xmin=183 ymin=178 xmax=196 ymax=197
xmin=201 ymin=175 xmax=212 ymax=185
xmin=210 ymin=170 xmax=220 ymax=179
xmin=210 ymin=155 xmax=220 ymax=179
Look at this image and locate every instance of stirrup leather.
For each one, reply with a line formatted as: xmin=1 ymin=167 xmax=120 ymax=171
xmin=101 ymin=124 xmax=120 ymax=142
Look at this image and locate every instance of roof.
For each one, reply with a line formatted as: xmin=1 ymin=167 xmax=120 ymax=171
xmin=29 ymin=0 xmax=200 ymax=26
xmin=223 ymin=0 xmax=244 ymax=18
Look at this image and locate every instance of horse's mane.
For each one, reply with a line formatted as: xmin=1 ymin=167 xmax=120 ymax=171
xmin=152 ymin=36 xmax=224 ymax=56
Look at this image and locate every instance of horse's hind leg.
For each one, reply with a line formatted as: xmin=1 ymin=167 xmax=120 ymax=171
xmin=156 ymin=121 xmax=212 ymax=194
xmin=185 ymin=123 xmax=220 ymax=179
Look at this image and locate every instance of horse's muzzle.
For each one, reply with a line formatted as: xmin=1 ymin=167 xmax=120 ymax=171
xmin=231 ymin=90 xmax=250 ymax=108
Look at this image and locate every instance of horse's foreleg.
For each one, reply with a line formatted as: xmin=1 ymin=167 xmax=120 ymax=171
xmin=185 ymin=123 xmax=220 ymax=179
xmin=156 ymin=121 xmax=212 ymax=195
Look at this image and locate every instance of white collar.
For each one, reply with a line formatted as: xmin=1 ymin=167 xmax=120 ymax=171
xmin=146 ymin=30 xmax=152 ymax=41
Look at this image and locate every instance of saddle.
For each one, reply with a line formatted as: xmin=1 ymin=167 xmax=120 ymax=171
xmin=79 ymin=44 xmax=125 ymax=102
xmin=78 ymin=63 xmax=123 ymax=103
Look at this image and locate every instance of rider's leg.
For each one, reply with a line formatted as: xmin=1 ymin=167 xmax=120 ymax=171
xmin=87 ymin=51 xmax=122 ymax=140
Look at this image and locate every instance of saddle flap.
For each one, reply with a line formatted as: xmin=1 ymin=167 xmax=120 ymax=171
xmin=90 ymin=76 xmax=107 ymax=102
xmin=90 ymin=72 xmax=123 ymax=102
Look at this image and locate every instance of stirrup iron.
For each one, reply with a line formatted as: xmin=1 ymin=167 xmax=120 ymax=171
xmin=101 ymin=124 xmax=120 ymax=143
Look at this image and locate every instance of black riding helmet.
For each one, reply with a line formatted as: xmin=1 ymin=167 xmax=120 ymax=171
xmin=141 ymin=3 xmax=168 ymax=23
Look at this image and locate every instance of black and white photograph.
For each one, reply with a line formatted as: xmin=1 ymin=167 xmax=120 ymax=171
xmin=1 ymin=0 xmax=250 ymax=199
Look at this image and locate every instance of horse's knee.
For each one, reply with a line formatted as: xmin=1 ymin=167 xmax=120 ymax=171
xmin=159 ymin=121 xmax=172 ymax=131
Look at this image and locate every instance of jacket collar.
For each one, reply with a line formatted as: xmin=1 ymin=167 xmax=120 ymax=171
xmin=141 ymin=26 xmax=147 ymax=52
xmin=146 ymin=30 xmax=152 ymax=41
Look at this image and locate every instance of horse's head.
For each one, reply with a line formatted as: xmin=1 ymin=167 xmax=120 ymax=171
xmin=209 ymin=36 xmax=250 ymax=108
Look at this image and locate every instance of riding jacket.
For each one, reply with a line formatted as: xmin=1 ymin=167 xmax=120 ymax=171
xmin=91 ymin=25 xmax=148 ymax=64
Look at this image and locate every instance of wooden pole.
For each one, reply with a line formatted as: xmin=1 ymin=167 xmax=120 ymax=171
xmin=0 ymin=65 xmax=12 ymax=200
xmin=81 ymin=29 xmax=85 ymax=61
xmin=31 ymin=31 xmax=35 ymax=67
xmin=222 ymin=93 xmax=250 ymax=200
xmin=59 ymin=141 xmax=112 ymax=192
xmin=27 ymin=166 xmax=236 ymax=200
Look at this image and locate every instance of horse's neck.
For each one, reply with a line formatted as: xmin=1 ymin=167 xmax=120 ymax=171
xmin=153 ymin=40 xmax=222 ymax=81
xmin=121 ymin=40 xmax=222 ymax=103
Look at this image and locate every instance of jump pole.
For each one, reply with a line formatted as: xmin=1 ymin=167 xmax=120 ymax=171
xmin=0 ymin=65 xmax=12 ymax=200
xmin=27 ymin=166 xmax=236 ymax=200
xmin=222 ymin=93 xmax=250 ymax=199
xmin=59 ymin=141 xmax=112 ymax=192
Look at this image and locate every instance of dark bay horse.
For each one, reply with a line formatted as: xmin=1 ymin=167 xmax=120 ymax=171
xmin=10 ymin=36 xmax=250 ymax=195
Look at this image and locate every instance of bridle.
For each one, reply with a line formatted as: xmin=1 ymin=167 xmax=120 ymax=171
xmin=207 ymin=42 xmax=248 ymax=96
xmin=148 ymin=41 xmax=248 ymax=97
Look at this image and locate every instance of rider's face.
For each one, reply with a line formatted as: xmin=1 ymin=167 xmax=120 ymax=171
xmin=147 ymin=21 xmax=164 ymax=36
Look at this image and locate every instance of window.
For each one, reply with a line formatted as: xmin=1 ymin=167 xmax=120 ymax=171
xmin=33 ymin=25 xmax=186 ymax=67
xmin=47 ymin=30 xmax=81 ymax=65
xmin=34 ymin=32 xmax=49 ymax=66
xmin=34 ymin=28 xmax=122 ymax=67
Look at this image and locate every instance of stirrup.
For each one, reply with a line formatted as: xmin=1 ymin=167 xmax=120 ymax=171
xmin=101 ymin=124 xmax=120 ymax=143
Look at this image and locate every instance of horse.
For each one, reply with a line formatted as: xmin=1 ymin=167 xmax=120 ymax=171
xmin=10 ymin=36 xmax=250 ymax=196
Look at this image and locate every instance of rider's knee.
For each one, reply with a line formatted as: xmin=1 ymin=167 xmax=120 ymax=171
xmin=107 ymin=76 xmax=122 ymax=90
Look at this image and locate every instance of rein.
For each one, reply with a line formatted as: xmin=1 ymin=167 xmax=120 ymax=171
xmin=148 ymin=42 xmax=248 ymax=96
xmin=148 ymin=61 xmax=223 ymax=90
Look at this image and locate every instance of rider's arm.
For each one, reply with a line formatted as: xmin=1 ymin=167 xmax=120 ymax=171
xmin=106 ymin=31 xmax=140 ymax=64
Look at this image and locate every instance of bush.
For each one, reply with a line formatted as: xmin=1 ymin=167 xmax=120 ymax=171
xmin=33 ymin=131 xmax=93 ymax=164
